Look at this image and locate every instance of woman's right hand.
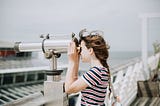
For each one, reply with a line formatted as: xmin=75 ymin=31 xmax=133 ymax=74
xmin=67 ymin=41 xmax=80 ymax=64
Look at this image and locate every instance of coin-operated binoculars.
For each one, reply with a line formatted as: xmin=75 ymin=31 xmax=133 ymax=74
xmin=14 ymin=33 xmax=79 ymax=106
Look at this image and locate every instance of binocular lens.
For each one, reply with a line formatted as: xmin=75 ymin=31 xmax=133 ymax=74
xmin=79 ymin=47 xmax=82 ymax=53
xmin=77 ymin=47 xmax=81 ymax=54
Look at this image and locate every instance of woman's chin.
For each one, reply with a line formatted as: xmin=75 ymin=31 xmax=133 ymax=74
xmin=81 ymin=60 xmax=88 ymax=63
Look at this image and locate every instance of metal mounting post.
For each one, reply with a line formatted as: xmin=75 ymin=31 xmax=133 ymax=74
xmin=44 ymin=51 xmax=68 ymax=106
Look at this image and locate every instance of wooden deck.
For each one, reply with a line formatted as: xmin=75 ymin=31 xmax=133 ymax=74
xmin=131 ymin=97 xmax=160 ymax=106
xmin=0 ymin=84 xmax=44 ymax=105
xmin=131 ymin=69 xmax=160 ymax=106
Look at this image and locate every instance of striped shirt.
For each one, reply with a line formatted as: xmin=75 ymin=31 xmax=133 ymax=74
xmin=81 ymin=66 xmax=110 ymax=106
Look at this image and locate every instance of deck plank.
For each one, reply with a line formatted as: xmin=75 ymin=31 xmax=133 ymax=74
xmin=154 ymin=97 xmax=160 ymax=106
xmin=0 ymin=89 xmax=20 ymax=99
xmin=131 ymin=97 xmax=160 ymax=106
xmin=149 ymin=97 xmax=158 ymax=106
xmin=139 ymin=97 xmax=149 ymax=106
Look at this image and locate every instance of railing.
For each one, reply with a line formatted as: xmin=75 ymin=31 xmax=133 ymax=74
xmin=110 ymin=52 xmax=160 ymax=106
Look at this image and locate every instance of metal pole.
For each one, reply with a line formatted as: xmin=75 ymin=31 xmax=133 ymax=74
xmin=44 ymin=52 xmax=68 ymax=106
xmin=141 ymin=16 xmax=149 ymax=80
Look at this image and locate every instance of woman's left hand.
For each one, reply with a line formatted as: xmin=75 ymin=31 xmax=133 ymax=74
xmin=116 ymin=96 xmax=120 ymax=102
xmin=112 ymin=96 xmax=121 ymax=106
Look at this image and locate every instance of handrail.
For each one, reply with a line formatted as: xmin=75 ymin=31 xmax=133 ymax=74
xmin=111 ymin=57 xmax=141 ymax=75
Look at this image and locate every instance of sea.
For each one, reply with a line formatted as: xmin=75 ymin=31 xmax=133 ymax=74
xmin=57 ymin=51 xmax=154 ymax=71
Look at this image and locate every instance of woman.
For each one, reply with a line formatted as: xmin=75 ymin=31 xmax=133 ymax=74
xmin=65 ymin=29 xmax=111 ymax=106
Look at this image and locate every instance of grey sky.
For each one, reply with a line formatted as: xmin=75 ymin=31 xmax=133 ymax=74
xmin=0 ymin=0 xmax=160 ymax=51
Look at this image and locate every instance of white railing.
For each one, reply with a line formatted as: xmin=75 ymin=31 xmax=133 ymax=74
xmin=111 ymin=52 xmax=160 ymax=106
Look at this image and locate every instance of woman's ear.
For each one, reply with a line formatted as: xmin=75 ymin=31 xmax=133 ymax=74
xmin=89 ymin=48 xmax=94 ymax=55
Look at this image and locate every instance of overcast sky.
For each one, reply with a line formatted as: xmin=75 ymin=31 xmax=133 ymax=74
xmin=0 ymin=0 xmax=160 ymax=51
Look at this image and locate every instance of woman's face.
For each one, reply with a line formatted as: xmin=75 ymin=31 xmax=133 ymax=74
xmin=80 ymin=41 xmax=91 ymax=63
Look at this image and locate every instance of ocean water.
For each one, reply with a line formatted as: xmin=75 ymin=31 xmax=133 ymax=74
xmin=108 ymin=51 xmax=142 ymax=66
xmin=58 ymin=51 xmax=154 ymax=71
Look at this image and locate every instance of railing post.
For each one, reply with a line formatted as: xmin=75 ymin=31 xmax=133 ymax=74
xmin=141 ymin=15 xmax=149 ymax=80
xmin=140 ymin=13 xmax=160 ymax=80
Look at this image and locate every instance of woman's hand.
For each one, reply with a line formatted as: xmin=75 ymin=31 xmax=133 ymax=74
xmin=115 ymin=96 xmax=120 ymax=102
xmin=112 ymin=96 xmax=121 ymax=106
xmin=67 ymin=41 xmax=80 ymax=64
xmin=65 ymin=41 xmax=81 ymax=93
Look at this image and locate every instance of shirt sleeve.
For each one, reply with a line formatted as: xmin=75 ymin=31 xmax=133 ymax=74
xmin=82 ymin=67 xmax=102 ymax=87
